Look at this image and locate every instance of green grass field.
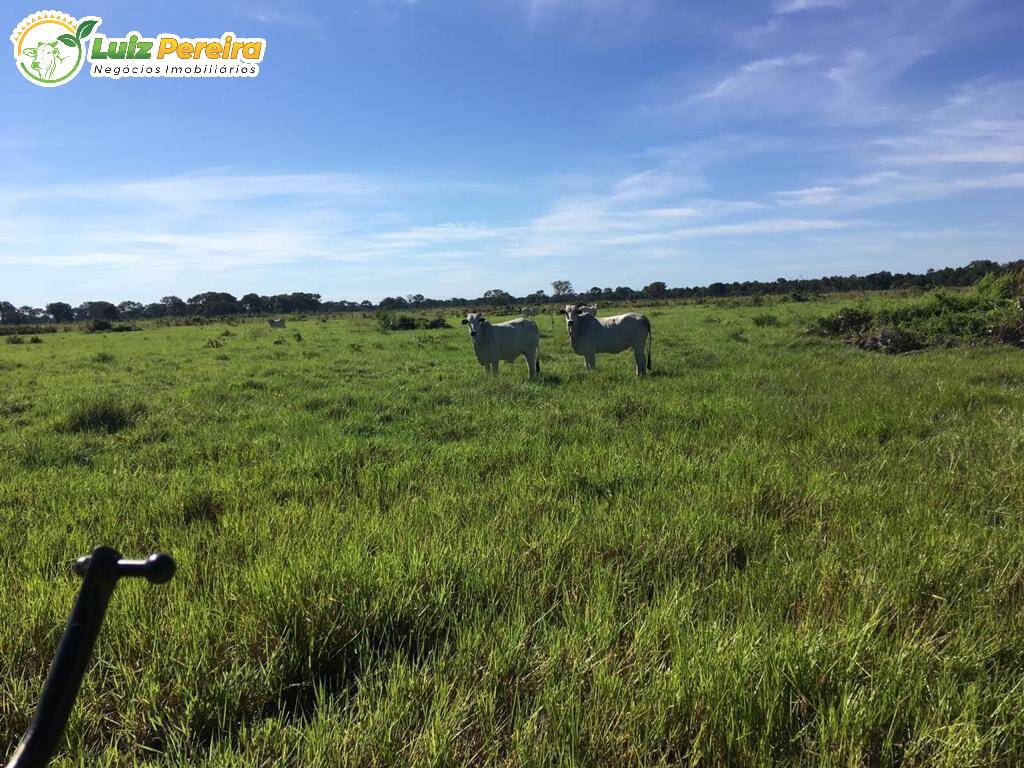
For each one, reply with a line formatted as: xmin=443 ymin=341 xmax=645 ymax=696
xmin=2 ymin=297 xmax=1024 ymax=766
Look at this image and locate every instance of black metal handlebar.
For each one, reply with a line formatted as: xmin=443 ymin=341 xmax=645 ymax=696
xmin=5 ymin=547 xmax=175 ymax=768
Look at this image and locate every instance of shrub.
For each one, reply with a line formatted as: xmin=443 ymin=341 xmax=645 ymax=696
xmin=0 ymin=325 xmax=56 ymax=337
xmin=205 ymin=338 xmax=223 ymax=349
xmin=817 ymin=286 xmax=1024 ymax=352
xmin=815 ymin=306 xmax=873 ymax=335
xmin=85 ymin=320 xmax=138 ymax=333
xmin=377 ymin=312 xmax=450 ymax=331
xmin=5 ymin=335 xmax=23 ymax=345
xmin=976 ymin=270 xmax=1024 ymax=302
xmin=62 ymin=396 xmax=145 ymax=433
xmin=856 ymin=328 xmax=925 ymax=354
xmin=91 ymin=352 xmax=116 ymax=364
xmin=752 ymin=313 xmax=779 ymax=327
xmin=28 ymin=336 xmax=42 ymax=344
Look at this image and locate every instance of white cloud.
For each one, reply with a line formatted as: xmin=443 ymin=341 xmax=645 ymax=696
xmin=699 ymin=54 xmax=819 ymax=100
xmin=775 ymin=0 xmax=846 ymax=14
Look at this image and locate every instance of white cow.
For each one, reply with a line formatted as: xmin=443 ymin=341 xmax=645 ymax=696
xmin=518 ymin=306 xmax=537 ymax=317
xmin=462 ymin=312 xmax=540 ymax=378
xmin=562 ymin=304 xmax=652 ymax=376
xmin=268 ymin=318 xmax=286 ymax=329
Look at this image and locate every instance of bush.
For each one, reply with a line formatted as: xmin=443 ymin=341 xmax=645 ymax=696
xmin=85 ymin=319 xmax=138 ymax=333
xmin=91 ymin=352 xmax=116 ymax=364
xmin=856 ymin=328 xmax=925 ymax=354
xmin=752 ymin=313 xmax=779 ymax=327
xmin=976 ymin=270 xmax=1024 ymax=302
xmin=816 ymin=286 xmax=1024 ymax=352
xmin=0 ymin=325 xmax=57 ymax=337
xmin=29 ymin=336 xmax=42 ymax=344
xmin=815 ymin=306 xmax=873 ymax=335
xmin=376 ymin=312 xmax=449 ymax=331
xmin=62 ymin=396 xmax=145 ymax=433
xmin=5 ymin=335 xmax=23 ymax=345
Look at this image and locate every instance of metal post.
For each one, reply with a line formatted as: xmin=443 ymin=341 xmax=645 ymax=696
xmin=6 ymin=547 xmax=175 ymax=768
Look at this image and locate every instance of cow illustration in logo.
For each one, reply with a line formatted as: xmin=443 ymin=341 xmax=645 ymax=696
xmin=11 ymin=11 xmax=100 ymax=87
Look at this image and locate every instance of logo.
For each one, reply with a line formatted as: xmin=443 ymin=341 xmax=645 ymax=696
xmin=12 ymin=11 xmax=265 ymax=86
xmin=11 ymin=11 xmax=98 ymax=86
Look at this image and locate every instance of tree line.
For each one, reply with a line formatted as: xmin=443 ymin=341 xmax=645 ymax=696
xmin=2 ymin=259 xmax=1021 ymax=325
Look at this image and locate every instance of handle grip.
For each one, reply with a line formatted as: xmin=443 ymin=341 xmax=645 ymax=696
xmin=74 ymin=552 xmax=176 ymax=584
xmin=6 ymin=547 xmax=175 ymax=768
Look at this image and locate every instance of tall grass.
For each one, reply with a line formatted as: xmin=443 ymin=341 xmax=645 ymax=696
xmin=1 ymin=298 xmax=1023 ymax=766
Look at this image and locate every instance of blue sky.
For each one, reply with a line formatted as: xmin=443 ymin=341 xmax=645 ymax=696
xmin=3 ymin=0 xmax=1023 ymax=305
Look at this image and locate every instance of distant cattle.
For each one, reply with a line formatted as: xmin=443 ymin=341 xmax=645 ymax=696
xmin=268 ymin=319 xmax=286 ymax=329
xmin=462 ymin=312 xmax=540 ymax=378
xmin=561 ymin=304 xmax=651 ymax=376
xmin=518 ymin=306 xmax=537 ymax=317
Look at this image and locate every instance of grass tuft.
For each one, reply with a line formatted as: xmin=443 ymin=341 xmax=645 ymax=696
xmin=61 ymin=395 xmax=145 ymax=433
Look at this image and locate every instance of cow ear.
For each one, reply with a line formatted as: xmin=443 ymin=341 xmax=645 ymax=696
xmin=460 ymin=318 xmax=468 ymax=324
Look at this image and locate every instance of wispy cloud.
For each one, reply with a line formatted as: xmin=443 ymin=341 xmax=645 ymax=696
xmin=775 ymin=0 xmax=846 ymax=15
xmin=699 ymin=53 xmax=819 ymax=99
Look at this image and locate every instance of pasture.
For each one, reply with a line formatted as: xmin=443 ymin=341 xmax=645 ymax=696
xmin=2 ymin=297 xmax=1024 ymax=766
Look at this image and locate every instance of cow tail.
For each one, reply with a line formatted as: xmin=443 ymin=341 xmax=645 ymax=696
xmin=645 ymin=319 xmax=653 ymax=371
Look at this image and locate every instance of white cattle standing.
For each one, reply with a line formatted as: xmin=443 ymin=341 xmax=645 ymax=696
xmin=518 ymin=306 xmax=537 ymax=317
xmin=268 ymin=318 xmax=286 ymax=329
xmin=462 ymin=312 xmax=540 ymax=378
xmin=562 ymin=304 xmax=652 ymax=376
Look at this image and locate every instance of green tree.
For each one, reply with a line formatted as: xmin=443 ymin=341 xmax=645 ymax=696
xmin=551 ymin=280 xmax=573 ymax=297
xmin=45 ymin=302 xmax=75 ymax=323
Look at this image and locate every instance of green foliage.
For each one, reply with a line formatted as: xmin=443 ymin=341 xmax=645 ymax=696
xmin=815 ymin=285 xmax=1024 ymax=350
xmin=377 ymin=312 xmax=451 ymax=332
xmin=752 ymin=313 xmax=779 ymax=327
xmin=976 ymin=270 xmax=1024 ymax=302
xmin=5 ymin=334 xmax=23 ymax=345
xmin=2 ymin=302 xmax=1024 ymax=765
xmin=815 ymin=305 xmax=873 ymax=335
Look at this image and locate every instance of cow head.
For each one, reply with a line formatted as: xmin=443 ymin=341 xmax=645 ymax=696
xmin=461 ymin=312 xmax=487 ymax=337
xmin=23 ymin=40 xmax=64 ymax=80
xmin=560 ymin=304 xmax=595 ymax=329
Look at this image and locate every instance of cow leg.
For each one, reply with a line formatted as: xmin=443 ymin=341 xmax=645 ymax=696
xmin=525 ymin=350 xmax=538 ymax=379
xmin=634 ymin=345 xmax=647 ymax=376
xmin=491 ymin=359 xmax=499 ymax=375
xmin=585 ymin=354 xmax=596 ymax=370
